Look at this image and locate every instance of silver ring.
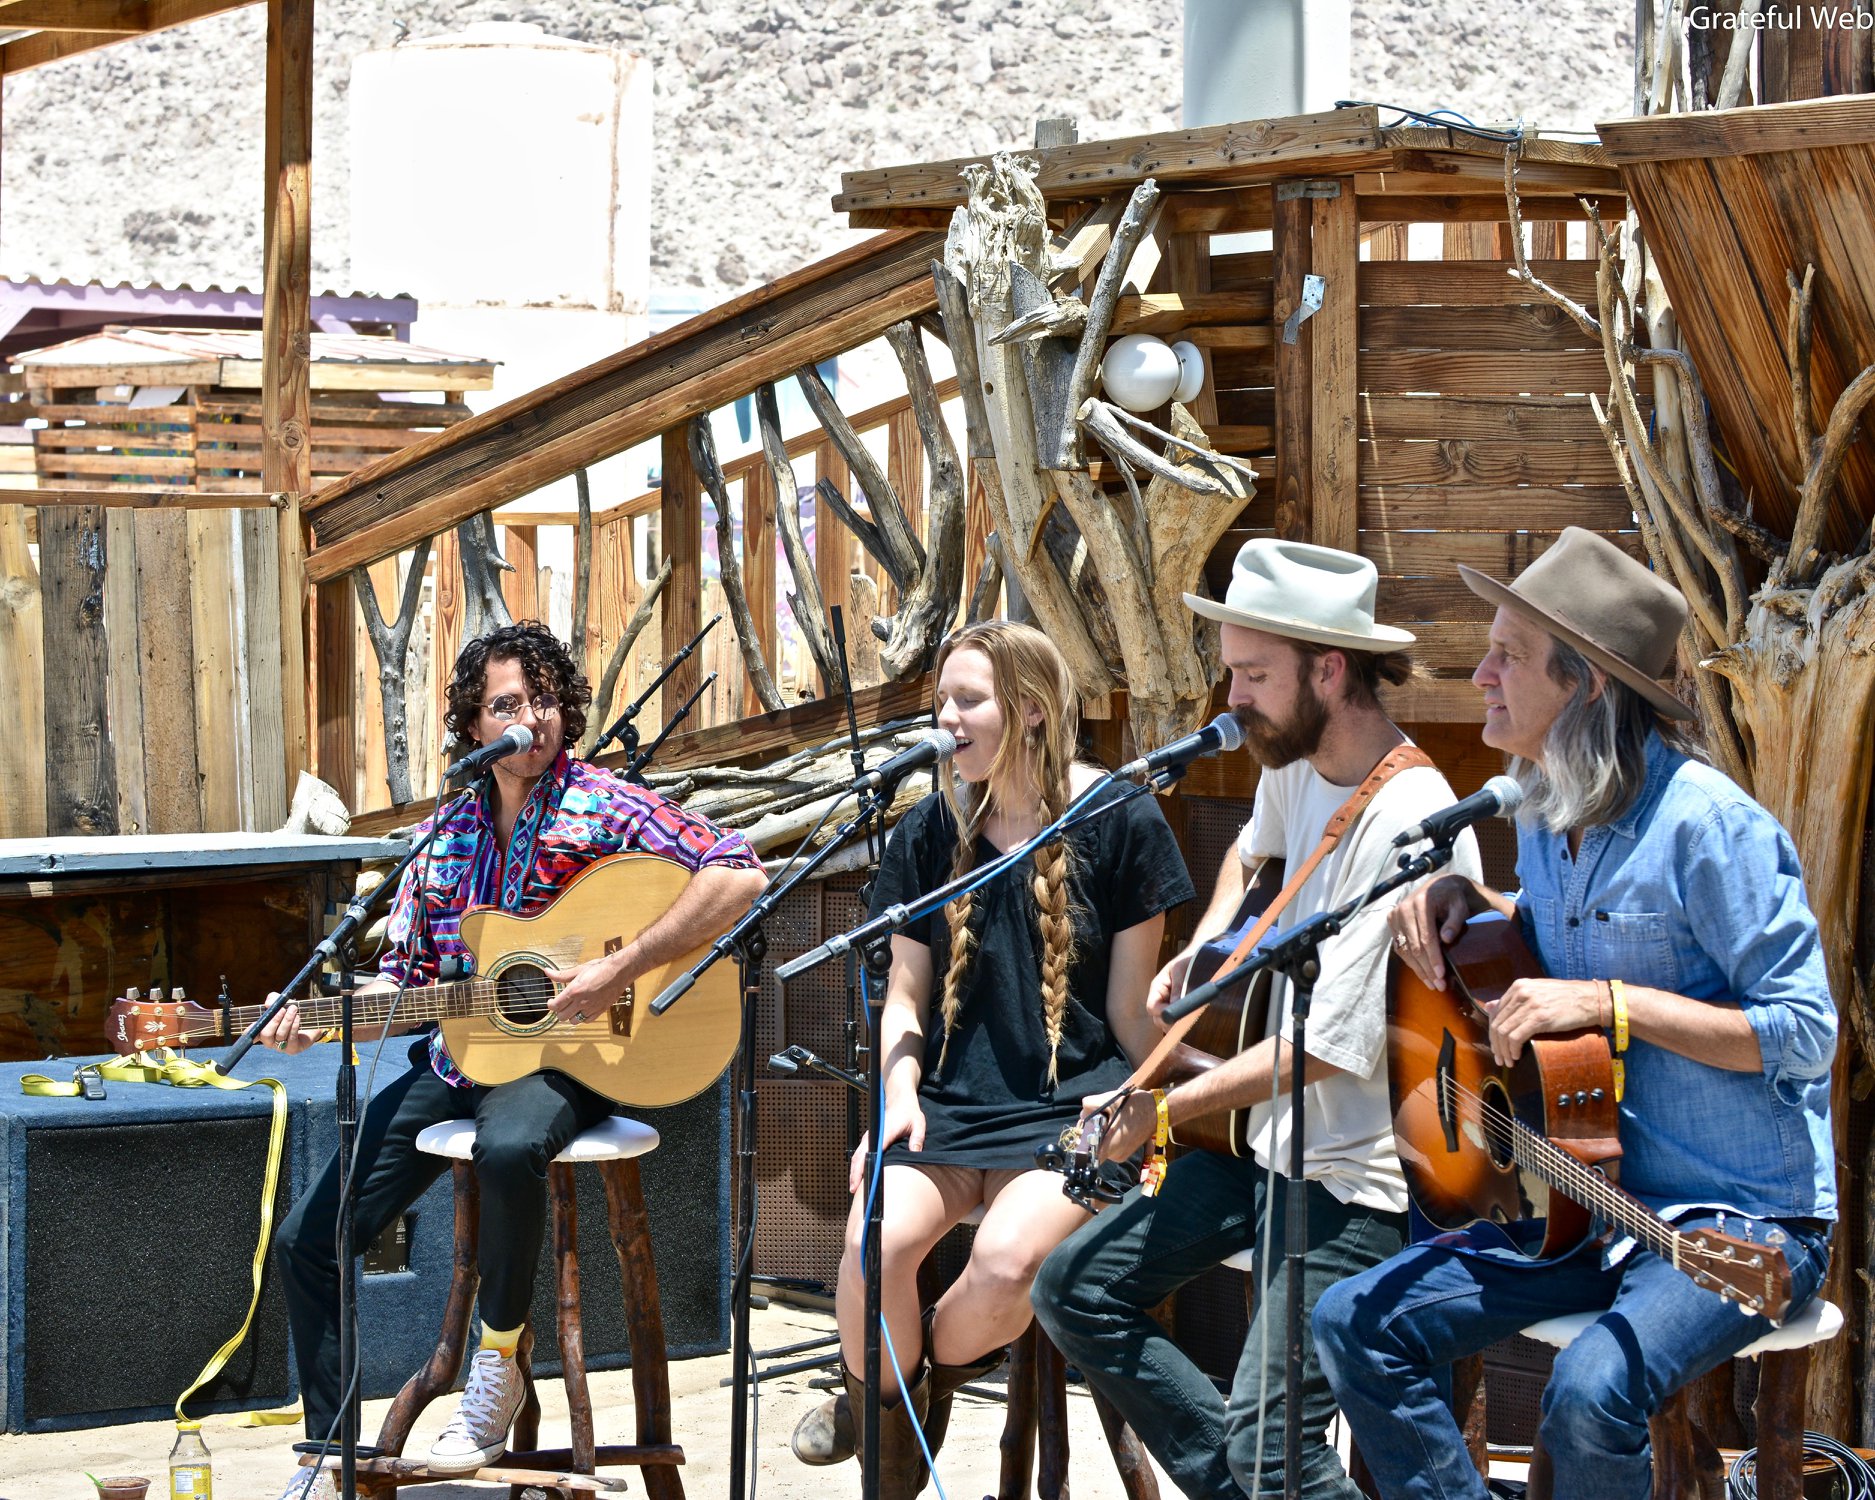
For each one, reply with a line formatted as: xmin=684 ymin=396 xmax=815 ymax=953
xmin=1393 ymin=933 xmax=1408 ymax=949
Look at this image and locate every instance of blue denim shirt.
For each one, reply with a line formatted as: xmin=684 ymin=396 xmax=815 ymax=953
xmin=1514 ymin=732 xmax=1836 ymax=1226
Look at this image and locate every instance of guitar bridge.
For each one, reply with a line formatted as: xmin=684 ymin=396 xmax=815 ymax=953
xmin=610 ymin=985 xmax=640 ymax=1039
xmin=1437 ymin=1030 xmax=1460 ymax=1153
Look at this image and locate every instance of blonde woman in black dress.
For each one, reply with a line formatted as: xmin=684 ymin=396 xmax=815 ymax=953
xmin=790 ymin=621 xmax=1195 ymax=1496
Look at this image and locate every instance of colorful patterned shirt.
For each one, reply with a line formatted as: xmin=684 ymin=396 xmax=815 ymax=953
xmin=376 ymin=750 xmax=761 ymax=1086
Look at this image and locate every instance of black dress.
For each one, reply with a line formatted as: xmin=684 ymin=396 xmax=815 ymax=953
xmin=872 ymin=781 xmax=1196 ymax=1170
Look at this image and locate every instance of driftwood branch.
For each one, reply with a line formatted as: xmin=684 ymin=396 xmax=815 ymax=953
xmin=581 ymin=555 xmax=674 ymax=754
xmin=688 ymin=414 xmax=786 ymax=713
xmin=1504 ymin=150 xmax=1602 ymax=338
xmin=352 ymin=538 xmax=431 ymax=806
xmin=967 ymin=532 xmax=1004 ymax=623
xmin=456 ymin=509 xmax=514 ymax=644
xmin=877 ymin=320 xmax=968 ymax=678
xmin=1787 ymin=265 xmax=1817 ymax=473
xmin=572 ymin=467 xmax=593 ymax=656
xmin=795 ymin=358 xmax=925 ymax=588
xmin=1053 ymin=180 xmax=1162 ymax=469
xmin=756 ymin=382 xmax=840 ymax=692
xmin=1790 ymin=363 xmax=1875 ymax=582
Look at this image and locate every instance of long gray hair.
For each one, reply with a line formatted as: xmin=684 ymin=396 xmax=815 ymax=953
xmin=1511 ymin=639 xmax=1704 ymax=833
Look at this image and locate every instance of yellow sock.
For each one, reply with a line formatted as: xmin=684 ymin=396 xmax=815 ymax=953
xmin=478 ymin=1322 xmax=522 ymax=1359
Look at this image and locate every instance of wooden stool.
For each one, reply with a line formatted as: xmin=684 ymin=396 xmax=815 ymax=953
xmin=951 ymin=1204 xmax=1159 ymax=1500
xmin=1519 ymin=1297 xmax=1843 ymax=1500
xmin=362 ymin=1116 xmax=685 ymax=1499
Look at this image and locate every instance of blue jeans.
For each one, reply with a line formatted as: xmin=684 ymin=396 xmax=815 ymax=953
xmin=1312 ymin=1217 xmax=1833 ymax=1500
xmin=1031 ymin=1148 xmax=1406 ymax=1499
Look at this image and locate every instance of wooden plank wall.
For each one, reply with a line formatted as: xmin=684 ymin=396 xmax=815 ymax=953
xmin=0 ymin=501 xmax=283 ymax=838
xmin=1354 ymin=249 xmax=1639 ymax=705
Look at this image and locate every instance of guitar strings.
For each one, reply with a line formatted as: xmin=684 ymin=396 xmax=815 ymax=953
xmin=152 ymin=973 xmax=578 ymax=1045
xmin=1433 ymin=1072 xmax=1681 ymax=1258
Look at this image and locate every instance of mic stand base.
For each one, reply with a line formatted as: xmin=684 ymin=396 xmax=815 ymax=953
xmin=727 ymin=923 xmax=766 ymax=1500
xmin=859 ymin=932 xmax=893 ymax=1500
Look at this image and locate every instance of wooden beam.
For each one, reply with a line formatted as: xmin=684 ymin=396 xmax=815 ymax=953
xmin=302 ymin=230 xmax=945 ymax=582
xmin=1271 ymin=188 xmax=1312 ymax=542
xmin=1598 ymin=95 xmax=1875 ymax=162
xmin=659 ymin=429 xmax=703 ymax=725
xmin=833 ymin=107 xmax=1389 ymax=218
xmin=2 ymin=488 xmax=282 ymax=509
xmin=0 ymin=0 xmax=255 ymax=72
xmin=1354 ymin=193 xmax=1622 ymax=223
xmin=263 ymin=0 xmax=313 ymax=797
xmin=1311 ymin=181 xmax=1358 ymax=553
xmin=0 ymin=0 xmax=148 ymax=32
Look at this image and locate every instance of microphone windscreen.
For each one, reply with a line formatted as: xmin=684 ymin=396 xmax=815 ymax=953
xmin=1211 ymin=713 xmax=1247 ymax=753
xmin=506 ymin=724 xmax=536 ymax=753
xmin=926 ymin=729 xmax=958 ymax=759
xmin=1484 ymin=774 xmax=1524 ymax=814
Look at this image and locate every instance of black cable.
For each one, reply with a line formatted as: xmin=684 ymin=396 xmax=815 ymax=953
xmin=1334 ymin=98 xmax=1529 ymax=144
xmin=1726 ymin=1430 xmax=1875 ymax=1499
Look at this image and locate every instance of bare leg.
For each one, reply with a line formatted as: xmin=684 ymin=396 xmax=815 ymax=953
xmin=836 ymin=1163 xmax=983 ymax=1390
xmin=930 ymin=1168 xmax=1095 ymax=1366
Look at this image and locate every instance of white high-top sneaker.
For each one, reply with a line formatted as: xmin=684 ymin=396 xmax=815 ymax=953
xmin=425 ymin=1347 xmax=525 ymax=1474
xmin=276 ymin=1465 xmax=337 ymax=1500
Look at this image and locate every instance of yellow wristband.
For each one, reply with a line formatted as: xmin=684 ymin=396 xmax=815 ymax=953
xmin=1610 ymin=979 xmax=1630 ymax=1054
xmin=317 ymin=1026 xmax=343 ymax=1045
xmin=1153 ymin=1087 xmax=1172 ymax=1149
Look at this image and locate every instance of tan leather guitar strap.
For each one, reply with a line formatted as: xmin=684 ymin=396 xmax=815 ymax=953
xmin=1118 ymin=742 xmax=1435 ymax=1094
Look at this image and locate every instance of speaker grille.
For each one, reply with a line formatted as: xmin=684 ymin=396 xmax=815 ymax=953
xmin=24 ymin=1117 xmax=292 ymax=1423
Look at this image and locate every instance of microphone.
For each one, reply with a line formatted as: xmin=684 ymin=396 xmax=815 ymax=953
xmin=441 ymin=724 xmax=534 ymax=783
xmin=1115 ymin=713 xmax=1247 ymax=781
xmin=853 ymin=729 xmax=957 ymax=793
xmin=1391 ymin=774 xmax=1524 ymax=847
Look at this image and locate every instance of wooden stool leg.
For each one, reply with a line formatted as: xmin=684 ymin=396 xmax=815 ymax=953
xmin=601 ymin=1158 xmax=684 ymax=1500
xmin=1090 ymin=1386 xmax=1160 ymax=1500
xmin=374 ymin=1162 xmax=481 ymax=1458
xmin=1035 ymin=1328 xmax=1070 ymax=1500
xmin=1752 ymin=1347 xmax=1810 ymax=1500
xmin=1451 ymin=1352 xmax=1488 ymax=1477
xmin=998 ymin=1324 xmax=1040 ymax=1500
xmin=1649 ymin=1389 xmax=1722 ymax=1500
xmin=550 ymin=1161 xmax=597 ymax=1477
xmin=508 ymin=1323 xmax=542 ymax=1500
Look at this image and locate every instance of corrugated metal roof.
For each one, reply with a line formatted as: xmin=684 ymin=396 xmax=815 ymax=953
xmin=3 ymin=273 xmax=415 ymax=302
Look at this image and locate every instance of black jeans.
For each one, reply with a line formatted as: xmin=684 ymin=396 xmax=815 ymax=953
xmin=1031 ymin=1148 xmax=1406 ymax=1500
xmin=273 ymin=1038 xmax=614 ymax=1438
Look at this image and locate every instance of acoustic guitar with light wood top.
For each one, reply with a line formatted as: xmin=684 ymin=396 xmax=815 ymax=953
xmin=104 ymin=853 xmax=744 ymax=1108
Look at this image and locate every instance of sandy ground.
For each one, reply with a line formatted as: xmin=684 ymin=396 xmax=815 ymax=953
xmin=0 ymin=1299 xmax=1181 ymax=1500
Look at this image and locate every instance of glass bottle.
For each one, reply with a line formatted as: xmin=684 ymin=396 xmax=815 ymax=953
xmin=168 ymin=1420 xmax=212 ymax=1499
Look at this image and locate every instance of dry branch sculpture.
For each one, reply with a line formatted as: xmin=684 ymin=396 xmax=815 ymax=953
xmin=689 ymin=415 xmax=786 ymax=713
xmin=1505 ymin=148 xmax=1875 ymax=1441
xmin=352 ymin=539 xmax=431 ymax=806
xmin=941 ymin=152 xmax=1256 ymax=751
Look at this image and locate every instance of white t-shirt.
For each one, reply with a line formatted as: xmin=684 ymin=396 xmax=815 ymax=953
xmin=1231 ymin=753 xmax=1485 ymax=1211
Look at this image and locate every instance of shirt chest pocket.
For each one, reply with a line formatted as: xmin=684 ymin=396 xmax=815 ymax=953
xmin=1585 ymin=909 xmax=1677 ymax=990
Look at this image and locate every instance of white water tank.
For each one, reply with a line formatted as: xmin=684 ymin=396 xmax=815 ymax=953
xmin=350 ymin=21 xmax=650 ymax=314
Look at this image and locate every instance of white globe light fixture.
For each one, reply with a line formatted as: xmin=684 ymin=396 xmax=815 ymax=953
xmin=1100 ymin=334 xmax=1181 ymax=412
xmin=1170 ymin=340 xmax=1206 ymax=405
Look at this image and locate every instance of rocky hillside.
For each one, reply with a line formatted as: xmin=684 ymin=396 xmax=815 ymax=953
xmin=1 ymin=0 xmax=1632 ymax=301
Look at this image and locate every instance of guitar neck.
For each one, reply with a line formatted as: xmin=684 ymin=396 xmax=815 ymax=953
xmin=1507 ymin=1116 xmax=1682 ymax=1260
xmin=227 ymin=977 xmax=527 ymax=1033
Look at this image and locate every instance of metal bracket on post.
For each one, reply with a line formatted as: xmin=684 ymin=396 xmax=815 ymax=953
xmin=1275 ymin=180 xmax=1343 ymax=202
xmin=1283 ymin=274 xmax=1326 ymax=346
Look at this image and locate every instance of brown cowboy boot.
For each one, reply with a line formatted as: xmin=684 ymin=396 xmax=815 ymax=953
xmin=847 ymin=1361 xmax=933 ymax=1500
xmin=921 ymin=1306 xmax=1006 ymax=1463
xmin=787 ymin=1385 xmax=854 ymax=1466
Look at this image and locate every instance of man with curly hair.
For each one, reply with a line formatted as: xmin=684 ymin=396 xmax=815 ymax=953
xmin=262 ymin=621 xmax=767 ymax=1499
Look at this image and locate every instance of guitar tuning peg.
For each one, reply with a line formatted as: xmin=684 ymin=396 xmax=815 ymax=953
xmin=125 ymin=986 xmax=142 ymax=1002
xmin=173 ymin=985 xmax=187 ymax=1001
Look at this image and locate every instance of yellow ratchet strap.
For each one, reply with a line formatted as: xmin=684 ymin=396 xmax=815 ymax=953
xmin=20 ymin=1048 xmax=289 ymax=1422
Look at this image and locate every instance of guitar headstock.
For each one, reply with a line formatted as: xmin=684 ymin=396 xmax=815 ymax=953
xmin=1679 ymin=1224 xmax=1795 ymax=1321
xmin=106 ymin=990 xmax=218 ymax=1054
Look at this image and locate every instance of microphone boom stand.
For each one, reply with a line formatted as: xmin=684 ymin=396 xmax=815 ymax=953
xmin=1161 ymin=835 xmax=1462 ymax=1500
xmin=217 ymin=784 xmax=480 ymax=1500
xmin=589 ymin=613 xmax=723 ymax=763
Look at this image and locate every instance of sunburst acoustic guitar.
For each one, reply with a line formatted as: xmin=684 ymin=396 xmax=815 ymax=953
xmin=1386 ymin=911 xmax=1793 ymax=1320
xmin=105 ymin=852 xmax=743 ymax=1108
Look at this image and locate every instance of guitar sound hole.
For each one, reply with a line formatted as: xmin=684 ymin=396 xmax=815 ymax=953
xmin=1479 ymin=1077 xmax=1517 ymax=1170
xmin=495 ymin=965 xmax=554 ymax=1025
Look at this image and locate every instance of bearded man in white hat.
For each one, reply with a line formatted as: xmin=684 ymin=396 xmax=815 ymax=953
xmin=1312 ymin=528 xmax=1835 ymax=1500
xmin=1031 ymin=538 xmax=1483 ymax=1500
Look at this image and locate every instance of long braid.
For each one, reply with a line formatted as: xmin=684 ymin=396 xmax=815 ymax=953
xmin=1031 ymin=765 xmax=1075 ymax=1088
xmin=935 ymin=791 xmax=991 ymax=1077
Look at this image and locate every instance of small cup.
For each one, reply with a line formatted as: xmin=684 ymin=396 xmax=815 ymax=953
xmin=92 ymin=1478 xmax=151 ymax=1500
